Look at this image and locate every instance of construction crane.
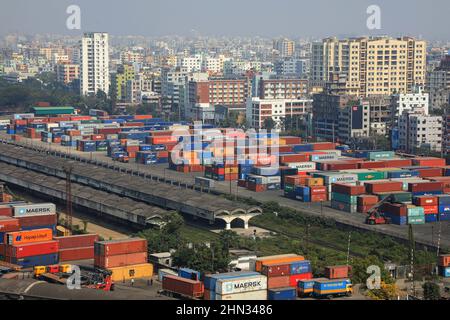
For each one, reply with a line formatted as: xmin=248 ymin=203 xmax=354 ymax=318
xmin=63 ymin=165 xmax=73 ymax=236
xmin=365 ymin=195 xmax=394 ymax=225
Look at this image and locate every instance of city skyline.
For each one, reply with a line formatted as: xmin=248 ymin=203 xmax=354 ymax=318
xmin=1 ymin=0 xmax=450 ymax=40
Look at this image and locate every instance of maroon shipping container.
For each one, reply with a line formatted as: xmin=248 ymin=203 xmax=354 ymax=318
xmin=59 ymin=246 xmax=94 ymax=262
xmin=309 ymin=186 xmax=327 ymax=195
xmin=331 ymin=183 xmax=365 ymax=195
xmin=381 ymin=159 xmax=412 ymax=167
xmin=325 ymin=265 xmax=350 ymax=279
xmin=0 ymin=216 xmax=20 ymax=233
xmin=0 ymin=244 xmax=4 ymax=256
xmin=413 ymin=196 xmax=438 ymax=206
xmin=6 ymin=240 xmax=59 ymax=258
xmin=18 ymin=214 xmax=57 ymax=228
xmin=324 ymin=161 xmax=359 ymax=171
xmin=94 ymin=238 xmax=147 ymax=257
xmin=0 ymin=205 xmax=12 ymax=217
xmin=415 ymin=167 xmax=443 ymax=178
xmin=357 ymin=195 xmax=379 ymax=206
xmin=358 ymin=161 xmax=385 ymax=169
xmin=94 ymin=252 xmax=148 ymax=268
xmin=365 ymin=181 xmax=403 ymax=193
xmin=162 ymin=275 xmax=204 ymax=298
xmin=261 ymin=263 xmax=291 ymax=277
xmin=380 ymin=203 xmax=407 ymax=216
xmin=267 ymin=275 xmax=290 ymax=289
xmin=55 ymin=234 xmax=99 ymax=250
xmin=408 ymin=182 xmax=443 ymax=193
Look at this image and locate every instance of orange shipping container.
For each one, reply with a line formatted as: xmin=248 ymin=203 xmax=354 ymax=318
xmin=5 ymin=228 xmax=53 ymax=245
xmin=255 ymin=255 xmax=304 ymax=272
xmin=94 ymin=252 xmax=148 ymax=269
xmin=438 ymin=254 xmax=450 ymax=267
xmin=267 ymin=275 xmax=290 ymax=289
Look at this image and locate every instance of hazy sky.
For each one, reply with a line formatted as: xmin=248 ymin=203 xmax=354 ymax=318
xmin=0 ymin=0 xmax=449 ymax=39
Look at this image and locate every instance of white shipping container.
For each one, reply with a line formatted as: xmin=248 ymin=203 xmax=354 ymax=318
xmin=287 ymin=162 xmax=316 ymax=171
xmin=126 ymin=139 xmax=140 ymax=146
xmin=46 ymin=123 xmax=60 ymax=130
xmin=13 ymin=203 xmax=56 ymax=217
xmin=215 ymin=289 xmax=267 ymax=300
xmin=215 ymin=274 xmax=267 ymax=295
xmin=158 ymin=268 xmax=177 ymax=282
xmin=266 ymin=176 xmax=281 ymax=183
xmin=321 ymin=149 xmax=342 ymax=156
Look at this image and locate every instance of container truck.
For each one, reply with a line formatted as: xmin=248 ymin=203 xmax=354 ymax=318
xmin=312 ymin=279 xmax=352 ymax=298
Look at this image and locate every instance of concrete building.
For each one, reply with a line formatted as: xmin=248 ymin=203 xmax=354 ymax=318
xmin=311 ymin=36 xmax=426 ymax=97
xmin=427 ymin=55 xmax=450 ymax=109
xmin=257 ymin=78 xmax=308 ymax=100
xmin=246 ymin=97 xmax=312 ymax=130
xmin=125 ymin=74 xmax=153 ymax=104
xmin=337 ymin=101 xmax=371 ymax=143
xmin=177 ymin=55 xmax=202 ymax=72
xmin=55 ymin=63 xmax=79 ymax=85
xmin=273 ymin=38 xmax=295 ymax=57
xmin=80 ymin=32 xmax=110 ymax=96
xmin=111 ymin=63 xmax=135 ymax=101
xmin=365 ymin=95 xmax=391 ymax=136
xmin=444 ymin=114 xmax=450 ymax=155
xmin=398 ymin=113 xmax=443 ymax=153
xmin=390 ymin=88 xmax=429 ymax=126
xmin=274 ymin=58 xmax=309 ymax=77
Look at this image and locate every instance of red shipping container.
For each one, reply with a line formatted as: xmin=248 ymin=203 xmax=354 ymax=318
xmin=357 ymin=195 xmax=379 ymax=206
xmin=55 ymin=234 xmax=99 ymax=249
xmin=0 ymin=244 xmax=4 ymax=256
xmin=325 ymin=265 xmax=350 ymax=279
xmin=416 ymin=168 xmax=443 ymax=178
xmin=134 ymin=115 xmax=153 ymax=120
xmin=381 ymin=203 xmax=407 ymax=216
xmin=310 ymin=142 xmax=335 ymax=150
xmin=261 ymin=263 xmax=291 ymax=277
xmin=278 ymin=146 xmax=293 ymax=153
xmin=358 ymin=161 xmax=385 ymax=169
xmin=422 ymin=205 xmax=438 ymax=215
xmin=357 ymin=205 xmax=373 ymax=213
xmin=365 ymin=181 xmax=403 ymax=193
xmin=237 ymin=179 xmax=247 ymax=188
xmin=311 ymin=194 xmax=328 ymax=202
xmin=94 ymin=252 xmax=147 ymax=268
xmin=284 ymin=175 xmax=307 ymax=186
xmin=18 ymin=214 xmax=57 ymax=228
xmin=408 ymin=182 xmax=443 ymax=193
xmin=162 ymin=275 xmax=204 ymax=298
xmin=332 ymin=183 xmax=365 ymax=195
xmin=94 ymin=238 xmax=147 ymax=256
xmin=59 ymin=246 xmax=94 ymax=262
xmin=123 ymin=122 xmax=144 ymax=127
xmin=413 ymin=196 xmax=438 ymax=206
xmin=412 ymin=157 xmax=446 ymax=167
xmin=324 ymin=161 xmax=359 ymax=171
xmin=280 ymin=154 xmax=309 ymax=163
xmin=6 ymin=240 xmax=59 ymax=258
xmin=0 ymin=206 xmax=12 ymax=217
xmin=382 ymin=159 xmax=412 ymax=167
xmin=247 ymin=182 xmax=267 ymax=192
xmin=267 ymin=275 xmax=290 ymax=289
xmin=309 ymin=186 xmax=327 ymax=195
xmin=289 ymin=272 xmax=313 ymax=287
xmin=0 ymin=217 xmax=20 ymax=233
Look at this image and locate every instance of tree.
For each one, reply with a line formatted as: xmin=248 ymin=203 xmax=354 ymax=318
xmin=423 ymin=282 xmax=441 ymax=300
xmin=263 ymin=118 xmax=276 ymax=131
xmin=219 ymin=230 xmax=240 ymax=251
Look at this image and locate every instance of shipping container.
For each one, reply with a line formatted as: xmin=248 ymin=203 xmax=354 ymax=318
xmin=268 ymin=287 xmax=297 ymax=300
xmin=267 ymin=275 xmax=290 ymax=289
xmin=0 ymin=217 xmax=20 ymax=233
xmin=325 ymin=265 xmax=350 ymax=279
xmin=6 ymin=240 xmax=59 ymax=258
xmin=261 ymin=263 xmax=290 ymax=277
xmin=108 ymin=263 xmax=153 ymax=281
xmin=203 ymin=271 xmax=260 ymax=292
xmin=365 ymin=181 xmax=403 ymax=194
xmin=12 ymin=203 xmax=56 ymax=217
xmin=162 ymin=275 xmax=204 ymax=298
xmin=290 ymin=260 xmax=312 ymax=275
xmin=94 ymin=252 xmax=148 ymax=269
xmin=55 ymin=234 xmax=99 ymax=249
xmin=6 ymin=229 xmax=53 ymax=245
xmin=331 ymin=184 xmax=365 ymax=195
xmin=289 ymin=273 xmax=313 ymax=287
xmin=17 ymin=214 xmax=57 ymax=228
xmin=94 ymin=238 xmax=147 ymax=257
xmin=8 ymin=253 xmax=59 ymax=268
xmin=178 ymin=268 xmax=201 ymax=281
xmin=215 ymin=289 xmax=267 ymax=300
xmin=158 ymin=268 xmax=178 ymax=282
xmin=215 ymin=274 xmax=267 ymax=295
xmin=438 ymin=254 xmax=450 ymax=267
xmin=59 ymin=246 xmax=94 ymax=261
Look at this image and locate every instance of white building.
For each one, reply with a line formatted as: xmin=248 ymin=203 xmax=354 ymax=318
xmin=274 ymin=58 xmax=309 ymax=77
xmin=246 ymin=97 xmax=312 ymax=130
xmin=398 ymin=113 xmax=443 ymax=153
xmin=391 ymin=88 xmax=429 ymax=125
xmin=80 ymin=32 xmax=110 ymax=96
xmin=177 ymin=55 xmax=202 ymax=72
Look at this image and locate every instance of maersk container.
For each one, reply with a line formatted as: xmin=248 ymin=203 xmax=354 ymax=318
xmin=9 ymin=253 xmax=59 ymax=268
xmin=364 ymin=151 xmax=395 ymax=161
xmin=215 ymin=274 xmax=267 ymax=295
xmin=268 ymin=287 xmax=297 ymax=300
xmin=313 ymin=173 xmax=358 ymax=185
xmin=311 ymin=154 xmax=338 ymax=161
xmin=286 ymin=162 xmax=316 ymax=171
xmin=290 ymin=260 xmax=312 ymax=275
xmin=215 ymin=289 xmax=267 ymax=300
xmin=12 ymin=203 xmax=56 ymax=218
xmin=203 ymin=271 xmax=260 ymax=292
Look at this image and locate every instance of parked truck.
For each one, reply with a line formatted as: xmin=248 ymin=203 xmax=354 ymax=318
xmin=312 ymin=278 xmax=352 ymax=299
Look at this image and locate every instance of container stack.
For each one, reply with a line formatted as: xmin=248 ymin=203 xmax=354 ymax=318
xmin=162 ymin=274 xmax=204 ymax=298
xmin=413 ymin=196 xmax=438 ymax=223
xmin=55 ymin=234 xmax=98 ymax=262
xmin=12 ymin=203 xmax=57 ymax=234
xmin=203 ymin=271 xmax=267 ymax=300
xmin=437 ymin=194 xmax=450 ymax=221
xmin=178 ymin=267 xmax=201 ymax=281
xmin=3 ymin=228 xmax=58 ymax=267
xmin=324 ymin=265 xmax=351 ymax=279
xmin=94 ymin=238 xmax=153 ymax=281
xmin=204 ymin=163 xmax=238 ymax=181
xmin=438 ymin=254 xmax=450 ymax=278
xmin=331 ymin=184 xmax=366 ymax=213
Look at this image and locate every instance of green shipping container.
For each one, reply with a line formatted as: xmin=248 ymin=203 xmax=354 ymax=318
xmin=407 ymin=207 xmax=425 ymax=217
xmin=96 ymin=147 xmax=107 ymax=151
xmin=284 ymin=184 xmax=295 ymax=193
xmin=354 ymin=171 xmax=386 ymax=181
xmin=331 ymin=192 xmax=358 ymax=204
xmin=377 ymin=192 xmax=412 ymax=203
xmin=408 ymin=215 xmax=425 ymax=224
xmin=367 ymin=151 xmax=395 ymax=161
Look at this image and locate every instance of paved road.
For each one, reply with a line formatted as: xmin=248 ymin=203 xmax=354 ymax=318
xmin=2 ymin=133 xmax=449 ymax=251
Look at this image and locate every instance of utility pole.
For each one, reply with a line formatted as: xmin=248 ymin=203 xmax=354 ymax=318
xmin=409 ymin=224 xmax=415 ymax=298
xmin=63 ymin=165 xmax=73 ymax=236
xmin=346 ymin=231 xmax=352 ymax=266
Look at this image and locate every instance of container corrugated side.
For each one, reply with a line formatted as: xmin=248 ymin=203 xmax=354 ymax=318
xmin=215 ymin=289 xmax=267 ymax=300
xmin=215 ymin=274 xmax=267 ymax=295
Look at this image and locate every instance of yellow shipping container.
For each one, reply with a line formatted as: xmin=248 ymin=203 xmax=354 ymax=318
xmin=108 ymin=263 xmax=154 ymax=281
xmin=224 ymin=167 xmax=238 ymax=174
xmin=305 ymin=177 xmax=323 ymax=186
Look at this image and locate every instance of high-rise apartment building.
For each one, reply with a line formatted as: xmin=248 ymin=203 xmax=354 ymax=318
xmin=311 ymin=36 xmax=426 ymax=97
xmin=427 ymin=55 xmax=450 ymax=109
xmin=274 ymin=38 xmax=295 ymax=58
xmin=80 ymin=32 xmax=110 ymax=96
xmin=56 ymin=63 xmax=79 ymax=85
xmin=398 ymin=113 xmax=443 ymax=153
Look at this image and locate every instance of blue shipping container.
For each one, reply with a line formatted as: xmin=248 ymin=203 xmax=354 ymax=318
xmin=178 ymin=268 xmax=201 ymax=281
xmin=290 ymin=260 xmax=312 ymax=275
xmin=268 ymin=287 xmax=297 ymax=300
xmin=10 ymin=253 xmax=59 ymax=268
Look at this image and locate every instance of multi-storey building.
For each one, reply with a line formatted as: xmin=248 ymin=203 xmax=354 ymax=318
xmin=55 ymin=63 xmax=79 ymax=85
xmin=398 ymin=113 xmax=443 ymax=153
xmin=390 ymin=88 xmax=429 ymax=126
xmin=427 ymin=55 xmax=450 ymax=109
xmin=111 ymin=63 xmax=135 ymax=101
xmin=274 ymin=58 xmax=309 ymax=77
xmin=273 ymin=38 xmax=295 ymax=57
xmin=257 ymin=78 xmax=308 ymax=100
xmin=246 ymin=97 xmax=312 ymax=130
xmin=80 ymin=32 xmax=110 ymax=96
xmin=311 ymin=36 xmax=426 ymax=97
xmin=337 ymin=101 xmax=371 ymax=143
xmin=365 ymin=95 xmax=391 ymax=136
